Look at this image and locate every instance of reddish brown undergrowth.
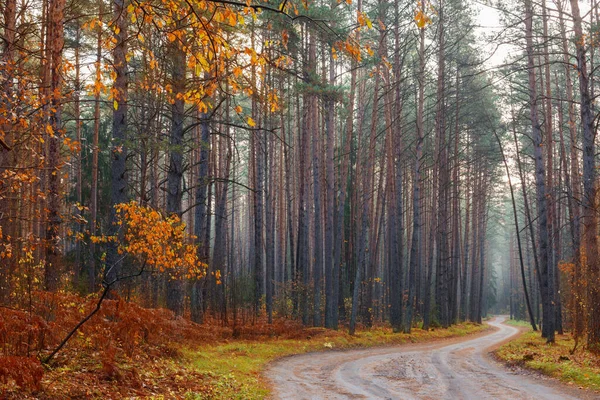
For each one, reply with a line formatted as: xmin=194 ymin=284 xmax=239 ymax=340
xmin=0 ymin=290 xmax=324 ymax=398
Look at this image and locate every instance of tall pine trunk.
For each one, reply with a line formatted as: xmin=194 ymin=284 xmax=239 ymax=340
xmin=570 ymin=0 xmax=600 ymax=349
xmin=44 ymin=0 xmax=65 ymax=291
xmin=525 ymin=0 xmax=554 ymax=342
xmin=106 ymin=0 xmax=128 ymax=288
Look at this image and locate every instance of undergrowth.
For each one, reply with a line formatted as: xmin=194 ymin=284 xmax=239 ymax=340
xmin=0 ymin=291 xmax=487 ymax=399
xmin=0 ymin=291 xmax=225 ymax=398
xmin=495 ymin=329 xmax=600 ymax=393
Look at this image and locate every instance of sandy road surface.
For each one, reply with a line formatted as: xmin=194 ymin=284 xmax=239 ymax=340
xmin=266 ymin=316 xmax=591 ymax=399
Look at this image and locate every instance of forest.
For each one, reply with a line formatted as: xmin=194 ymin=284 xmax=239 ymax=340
xmin=1 ymin=0 xmax=600 ymax=397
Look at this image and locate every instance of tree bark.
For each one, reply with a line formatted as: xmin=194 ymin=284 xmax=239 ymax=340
xmin=525 ymin=0 xmax=554 ymax=342
xmin=44 ymin=0 xmax=65 ymax=292
xmin=165 ymin=24 xmax=186 ymax=316
xmin=106 ymin=0 xmax=129 ymax=288
xmin=404 ymin=13 xmax=425 ymax=333
xmin=569 ymin=0 xmax=600 ymax=349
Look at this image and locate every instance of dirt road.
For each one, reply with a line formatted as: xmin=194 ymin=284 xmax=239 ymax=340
xmin=266 ymin=316 xmax=590 ymax=399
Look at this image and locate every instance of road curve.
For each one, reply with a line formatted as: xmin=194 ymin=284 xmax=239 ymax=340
xmin=265 ymin=316 xmax=589 ymax=399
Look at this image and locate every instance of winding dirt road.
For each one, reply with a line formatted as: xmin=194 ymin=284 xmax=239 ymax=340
xmin=266 ymin=316 xmax=591 ymax=399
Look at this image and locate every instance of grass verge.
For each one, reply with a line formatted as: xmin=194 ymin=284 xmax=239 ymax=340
xmin=186 ymin=321 xmax=488 ymax=399
xmin=494 ymin=323 xmax=600 ymax=393
xmin=503 ymin=319 xmax=533 ymax=327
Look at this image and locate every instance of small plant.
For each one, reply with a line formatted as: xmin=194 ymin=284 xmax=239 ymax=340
xmin=43 ymin=202 xmax=208 ymax=364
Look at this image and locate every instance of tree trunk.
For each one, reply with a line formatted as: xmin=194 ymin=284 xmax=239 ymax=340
xmin=460 ymin=139 xmax=471 ymax=321
xmin=324 ymin=44 xmax=336 ymax=329
xmin=89 ymin=8 xmax=102 ymax=293
xmin=311 ymin=33 xmax=323 ymax=326
xmin=525 ymin=0 xmax=554 ymax=342
xmin=165 ymin=26 xmax=186 ymax=316
xmin=192 ymin=110 xmax=211 ymax=324
xmin=569 ymin=0 xmax=600 ymax=349
xmin=106 ymin=0 xmax=128 ymax=288
xmin=434 ymin=0 xmax=449 ymax=328
xmin=405 ymin=14 xmax=425 ymax=333
xmin=44 ymin=0 xmax=65 ymax=292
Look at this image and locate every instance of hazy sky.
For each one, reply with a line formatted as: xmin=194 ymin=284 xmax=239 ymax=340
xmin=475 ymin=2 xmax=509 ymax=68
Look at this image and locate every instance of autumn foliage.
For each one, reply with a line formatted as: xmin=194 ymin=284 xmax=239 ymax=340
xmin=0 ymin=201 xmax=209 ymax=395
xmin=99 ymin=201 xmax=207 ymax=279
xmin=0 ymin=291 xmax=212 ymax=396
xmin=0 ymin=289 xmax=347 ymax=397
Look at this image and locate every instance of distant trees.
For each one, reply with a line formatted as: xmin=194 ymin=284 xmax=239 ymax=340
xmin=491 ymin=0 xmax=600 ymax=351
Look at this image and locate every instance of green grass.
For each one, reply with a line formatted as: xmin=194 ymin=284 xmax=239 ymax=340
xmin=185 ymin=322 xmax=488 ymax=399
xmin=495 ymin=330 xmax=600 ymax=393
xmin=504 ymin=319 xmax=533 ymax=327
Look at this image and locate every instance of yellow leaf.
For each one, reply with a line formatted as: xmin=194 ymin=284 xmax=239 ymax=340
xmin=414 ymin=10 xmax=431 ymax=28
xmin=247 ymin=116 xmax=256 ymax=127
xmin=114 ymin=100 xmax=119 ymax=110
xmin=366 ymin=17 xmax=372 ymax=29
xmin=197 ymin=55 xmax=209 ymax=71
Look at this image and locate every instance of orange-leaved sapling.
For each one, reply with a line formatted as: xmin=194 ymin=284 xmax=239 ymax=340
xmin=43 ymin=201 xmax=207 ymax=364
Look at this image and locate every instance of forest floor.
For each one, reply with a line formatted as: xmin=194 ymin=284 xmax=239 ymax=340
xmin=5 ymin=293 xmax=597 ymax=399
xmin=189 ymin=319 xmax=488 ymax=399
xmin=267 ymin=316 xmax=595 ymax=399
xmin=494 ymin=321 xmax=600 ymax=394
xmin=0 ymin=291 xmax=488 ymax=399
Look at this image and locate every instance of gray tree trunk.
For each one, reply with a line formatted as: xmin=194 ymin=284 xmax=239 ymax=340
xmin=525 ymin=0 xmax=554 ymax=342
xmin=165 ymin=30 xmax=186 ymax=316
xmin=569 ymin=0 xmax=600 ymax=348
xmin=106 ymin=0 xmax=128 ymax=288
